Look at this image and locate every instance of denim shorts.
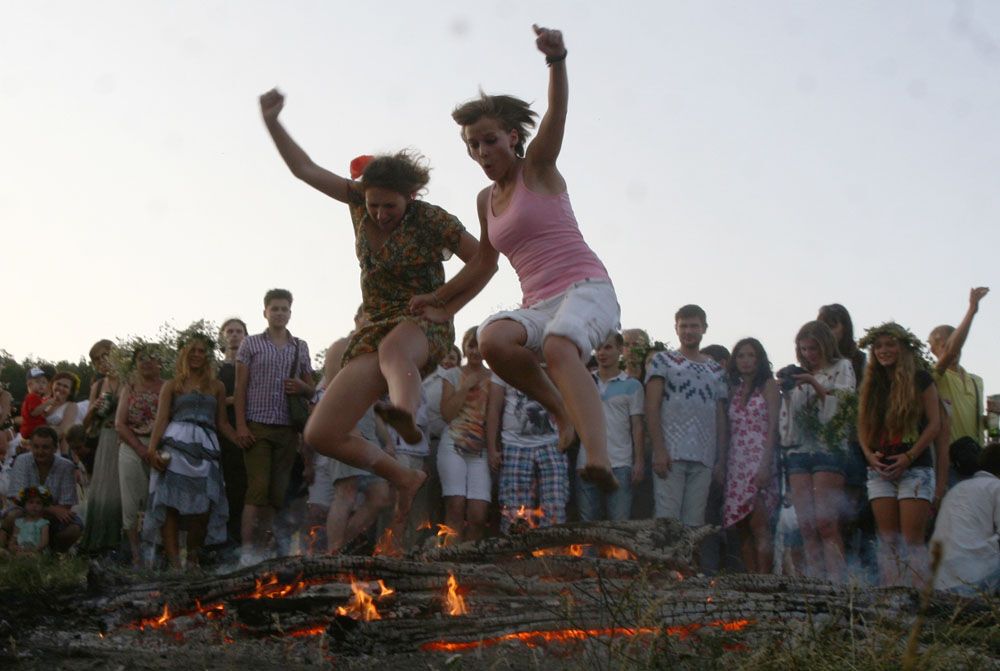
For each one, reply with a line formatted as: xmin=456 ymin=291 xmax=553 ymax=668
xmin=784 ymin=449 xmax=845 ymax=476
xmin=866 ymin=466 xmax=934 ymax=502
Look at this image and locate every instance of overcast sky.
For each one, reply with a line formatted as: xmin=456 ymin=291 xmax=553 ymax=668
xmin=2 ymin=1 xmax=998 ymax=390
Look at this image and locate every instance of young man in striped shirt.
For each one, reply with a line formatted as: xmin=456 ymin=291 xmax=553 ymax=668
xmin=234 ymin=288 xmax=314 ymax=562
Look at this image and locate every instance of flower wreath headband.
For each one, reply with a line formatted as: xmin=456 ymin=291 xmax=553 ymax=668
xmin=858 ymin=321 xmax=933 ymax=368
xmin=17 ymin=485 xmax=53 ymax=506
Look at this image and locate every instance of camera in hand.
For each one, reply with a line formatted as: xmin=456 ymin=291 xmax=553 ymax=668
xmin=776 ymin=364 xmax=807 ymax=392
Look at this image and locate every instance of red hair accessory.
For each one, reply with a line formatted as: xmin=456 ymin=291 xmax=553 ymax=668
xmin=350 ymin=155 xmax=375 ymax=180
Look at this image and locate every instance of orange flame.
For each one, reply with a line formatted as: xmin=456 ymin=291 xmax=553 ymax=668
xmin=436 ymin=524 xmax=459 ymax=546
xmin=421 ymin=619 xmax=753 ymax=652
xmin=336 ymin=580 xmax=381 ymax=621
xmin=444 ymin=573 xmax=467 ymax=616
xmin=531 ymin=544 xmax=589 ymax=558
xmin=417 ymin=519 xmax=433 ymax=531
xmin=510 ymin=505 xmax=546 ymax=528
xmin=373 ymin=528 xmax=402 ymax=557
xmin=376 ymin=579 xmax=395 ymax=599
xmin=133 ymin=604 xmax=173 ymax=630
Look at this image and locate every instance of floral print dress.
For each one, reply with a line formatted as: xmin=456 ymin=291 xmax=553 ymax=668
xmin=724 ymin=388 xmax=778 ymax=528
xmin=343 ymin=198 xmax=465 ymax=376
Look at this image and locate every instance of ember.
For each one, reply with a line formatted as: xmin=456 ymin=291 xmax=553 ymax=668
xmin=600 ymin=546 xmax=636 ymax=561
xmin=249 ymin=573 xmax=294 ymax=599
xmin=421 ymin=619 xmax=753 ymax=652
xmin=444 ymin=573 xmax=467 ymax=616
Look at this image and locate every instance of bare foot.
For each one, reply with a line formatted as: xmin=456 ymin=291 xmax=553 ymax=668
xmin=374 ymin=401 xmax=423 ymax=445
xmin=394 ymin=468 xmax=428 ymax=524
xmin=581 ymin=464 xmax=619 ymax=493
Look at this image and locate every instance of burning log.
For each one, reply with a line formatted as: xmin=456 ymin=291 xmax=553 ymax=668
xmin=4 ymin=519 xmax=998 ymax=667
xmin=418 ymin=517 xmax=712 ymax=571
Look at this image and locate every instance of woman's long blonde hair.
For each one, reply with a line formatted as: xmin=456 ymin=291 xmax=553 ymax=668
xmin=858 ymin=337 xmax=921 ymax=448
xmin=173 ymin=336 xmax=215 ymax=395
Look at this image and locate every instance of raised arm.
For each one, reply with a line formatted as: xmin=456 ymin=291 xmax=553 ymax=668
xmin=259 ymin=88 xmax=355 ymax=203
xmin=524 ymin=25 xmax=568 ymax=170
xmin=935 ymin=287 xmax=989 ymax=374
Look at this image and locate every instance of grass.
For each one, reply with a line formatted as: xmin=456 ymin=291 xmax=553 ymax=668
xmin=0 ymin=553 xmax=88 ymax=597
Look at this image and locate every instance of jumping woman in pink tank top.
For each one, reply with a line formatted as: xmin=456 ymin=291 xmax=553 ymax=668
xmin=409 ymin=25 xmax=620 ymax=492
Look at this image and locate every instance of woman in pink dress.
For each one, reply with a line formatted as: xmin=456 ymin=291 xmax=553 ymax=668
xmin=724 ymin=338 xmax=780 ymax=574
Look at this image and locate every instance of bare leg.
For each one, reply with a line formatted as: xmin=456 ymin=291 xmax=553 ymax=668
xmin=870 ymin=497 xmax=901 ymax=585
xmin=443 ymin=495 xmax=466 ymax=537
xmin=788 ymin=473 xmax=823 ymax=579
xmin=543 ymin=335 xmax=616 ymax=492
xmin=749 ymin=498 xmax=775 ymax=574
xmin=813 ymin=471 xmax=847 ymax=582
xmin=185 ymin=513 xmax=209 ymax=567
xmin=326 ymin=478 xmax=359 ymax=554
xmin=304 ymin=351 xmax=426 ymax=522
xmin=343 ymin=480 xmax=393 ymax=545
xmin=898 ymin=498 xmax=931 ymax=587
xmin=162 ymin=508 xmax=181 ymax=569
xmin=465 ymin=499 xmax=489 ymax=541
xmin=374 ymin=321 xmax=430 ymax=445
xmin=479 ymin=320 xmax=574 ymax=448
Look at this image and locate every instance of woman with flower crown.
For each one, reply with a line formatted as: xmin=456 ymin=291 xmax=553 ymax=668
xmin=857 ymin=322 xmax=941 ymax=586
xmin=259 ymin=90 xmax=481 ymax=521
xmin=143 ymin=331 xmax=238 ymax=568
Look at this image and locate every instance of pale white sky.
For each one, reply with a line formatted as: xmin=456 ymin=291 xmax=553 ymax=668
xmin=2 ymin=1 xmax=998 ymax=389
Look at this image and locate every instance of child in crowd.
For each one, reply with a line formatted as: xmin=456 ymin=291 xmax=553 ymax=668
xmin=19 ymin=368 xmax=52 ymax=442
xmin=488 ymin=372 xmax=569 ymax=532
xmin=7 ymin=486 xmax=52 ymax=555
xmin=576 ymin=333 xmax=645 ymax=522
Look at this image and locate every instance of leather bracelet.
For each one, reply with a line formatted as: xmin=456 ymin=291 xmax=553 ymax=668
xmin=546 ymin=49 xmax=568 ymax=66
xmin=904 ymin=452 xmax=914 ymax=465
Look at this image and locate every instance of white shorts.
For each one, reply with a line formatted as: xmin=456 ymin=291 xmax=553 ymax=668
xmin=479 ymin=279 xmax=620 ymax=361
xmin=307 ymin=454 xmax=336 ymax=507
xmin=436 ymin=432 xmax=491 ymax=502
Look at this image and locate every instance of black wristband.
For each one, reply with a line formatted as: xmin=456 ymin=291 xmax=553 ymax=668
xmin=546 ymin=49 xmax=568 ymax=66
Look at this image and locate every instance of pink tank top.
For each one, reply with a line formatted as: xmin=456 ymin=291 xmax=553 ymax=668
xmin=487 ymin=169 xmax=609 ymax=307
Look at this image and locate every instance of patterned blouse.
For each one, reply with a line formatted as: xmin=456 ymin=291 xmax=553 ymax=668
xmin=342 ymin=197 xmax=465 ymax=375
xmin=125 ymin=386 xmax=161 ymax=436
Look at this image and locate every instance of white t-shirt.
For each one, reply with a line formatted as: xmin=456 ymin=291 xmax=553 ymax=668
xmin=492 ymin=375 xmax=558 ymax=450
xmin=645 ymin=350 xmax=728 ymax=468
xmin=577 ymin=372 xmax=644 ymax=470
xmin=421 ymin=366 xmax=450 ymax=441
xmin=931 ymin=471 xmax=1000 ymax=591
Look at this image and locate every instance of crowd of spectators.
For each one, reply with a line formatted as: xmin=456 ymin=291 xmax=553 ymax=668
xmin=1 ymin=287 xmax=997 ymax=595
